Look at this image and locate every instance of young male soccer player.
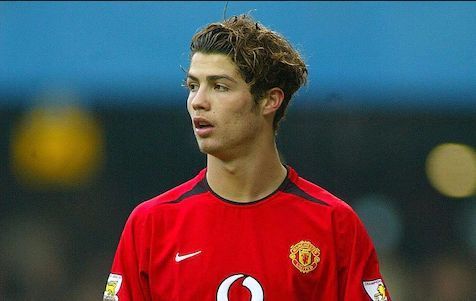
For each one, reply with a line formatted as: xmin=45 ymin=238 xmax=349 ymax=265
xmin=104 ymin=15 xmax=391 ymax=301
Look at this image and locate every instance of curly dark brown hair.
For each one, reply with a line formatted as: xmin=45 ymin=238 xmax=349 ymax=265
xmin=190 ymin=14 xmax=308 ymax=131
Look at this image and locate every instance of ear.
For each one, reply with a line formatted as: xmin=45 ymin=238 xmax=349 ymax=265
xmin=261 ymin=87 xmax=284 ymax=116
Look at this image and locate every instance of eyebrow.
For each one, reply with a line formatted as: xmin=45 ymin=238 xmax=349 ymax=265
xmin=186 ymin=74 xmax=238 ymax=84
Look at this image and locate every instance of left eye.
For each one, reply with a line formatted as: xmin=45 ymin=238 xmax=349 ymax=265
xmin=215 ymin=84 xmax=228 ymax=92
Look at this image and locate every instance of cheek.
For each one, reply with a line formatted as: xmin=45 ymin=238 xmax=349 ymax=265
xmin=229 ymin=110 xmax=261 ymax=132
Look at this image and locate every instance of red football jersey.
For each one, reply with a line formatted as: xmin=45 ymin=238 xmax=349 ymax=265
xmin=104 ymin=166 xmax=391 ymax=301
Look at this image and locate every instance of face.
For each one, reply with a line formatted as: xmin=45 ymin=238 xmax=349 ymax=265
xmin=186 ymin=52 xmax=265 ymax=159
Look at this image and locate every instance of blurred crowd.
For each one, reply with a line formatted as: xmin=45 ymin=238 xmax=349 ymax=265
xmin=1 ymin=102 xmax=475 ymax=300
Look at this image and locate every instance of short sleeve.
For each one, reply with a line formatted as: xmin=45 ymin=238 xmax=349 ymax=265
xmin=104 ymin=204 xmax=152 ymax=301
xmin=334 ymin=203 xmax=392 ymax=301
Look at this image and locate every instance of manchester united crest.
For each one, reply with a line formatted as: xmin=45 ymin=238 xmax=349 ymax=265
xmin=289 ymin=240 xmax=320 ymax=273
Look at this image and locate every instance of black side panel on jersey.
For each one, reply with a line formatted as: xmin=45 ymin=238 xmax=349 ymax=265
xmin=282 ymin=181 xmax=330 ymax=206
xmin=168 ymin=179 xmax=208 ymax=204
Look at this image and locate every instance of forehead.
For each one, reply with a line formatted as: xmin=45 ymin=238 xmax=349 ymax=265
xmin=188 ymin=53 xmax=242 ymax=79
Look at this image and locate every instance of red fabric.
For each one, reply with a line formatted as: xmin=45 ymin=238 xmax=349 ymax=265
xmin=107 ymin=166 xmax=391 ymax=300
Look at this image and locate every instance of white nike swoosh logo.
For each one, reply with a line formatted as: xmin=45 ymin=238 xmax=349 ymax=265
xmin=175 ymin=250 xmax=202 ymax=262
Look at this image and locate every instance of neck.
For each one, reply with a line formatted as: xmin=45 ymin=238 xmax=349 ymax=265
xmin=206 ymin=142 xmax=287 ymax=203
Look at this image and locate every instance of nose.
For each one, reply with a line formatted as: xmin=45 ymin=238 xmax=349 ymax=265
xmin=189 ymin=87 xmax=210 ymax=111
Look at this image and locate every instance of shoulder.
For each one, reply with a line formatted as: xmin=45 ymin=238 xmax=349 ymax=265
xmin=286 ymin=166 xmax=359 ymax=221
xmin=287 ymin=167 xmax=351 ymax=209
xmin=290 ymin=172 xmax=370 ymax=250
xmin=128 ymin=168 xmax=207 ymax=220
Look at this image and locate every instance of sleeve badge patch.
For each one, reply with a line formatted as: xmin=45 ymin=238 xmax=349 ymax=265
xmin=363 ymin=278 xmax=388 ymax=301
xmin=103 ymin=273 xmax=122 ymax=301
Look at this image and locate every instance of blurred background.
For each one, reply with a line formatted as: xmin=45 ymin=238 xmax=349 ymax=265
xmin=1 ymin=1 xmax=475 ymax=300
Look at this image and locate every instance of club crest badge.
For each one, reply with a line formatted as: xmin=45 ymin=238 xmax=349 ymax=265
xmin=289 ymin=240 xmax=320 ymax=273
xmin=363 ymin=278 xmax=388 ymax=301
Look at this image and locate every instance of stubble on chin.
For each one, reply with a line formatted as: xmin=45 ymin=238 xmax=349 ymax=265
xmin=195 ymin=137 xmax=215 ymax=155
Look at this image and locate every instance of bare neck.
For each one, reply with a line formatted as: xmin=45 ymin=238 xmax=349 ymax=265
xmin=206 ymin=143 xmax=287 ymax=203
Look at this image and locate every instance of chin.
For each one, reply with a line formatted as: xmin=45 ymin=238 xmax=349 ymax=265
xmin=197 ymin=142 xmax=228 ymax=158
xmin=196 ymin=141 xmax=218 ymax=155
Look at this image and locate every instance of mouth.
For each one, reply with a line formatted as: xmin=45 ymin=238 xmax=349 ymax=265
xmin=193 ymin=117 xmax=214 ymax=130
xmin=192 ymin=117 xmax=214 ymax=137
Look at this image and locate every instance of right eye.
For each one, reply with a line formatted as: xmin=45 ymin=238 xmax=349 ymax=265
xmin=187 ymin=82 xmax=199 ymax=92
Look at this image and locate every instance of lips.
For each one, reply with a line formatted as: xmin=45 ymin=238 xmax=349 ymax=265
xmin=193 ymin=117 xmax=214 ymax=137
xmin=193 ymin=118 xmax=212 ymax=129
